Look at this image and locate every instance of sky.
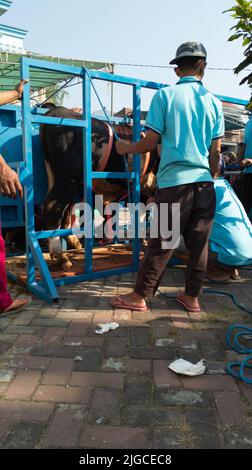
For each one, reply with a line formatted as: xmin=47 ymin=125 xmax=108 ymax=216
xmin=2 ymin=0 xmax=252 ymax=112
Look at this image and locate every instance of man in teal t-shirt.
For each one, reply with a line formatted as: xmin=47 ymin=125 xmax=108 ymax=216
xmin=239 ymin=115 xmax=252 ymax=216
xmin=110 ymin=42 xmax=224 ymax=313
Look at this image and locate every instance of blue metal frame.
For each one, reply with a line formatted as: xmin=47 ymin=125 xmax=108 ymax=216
xmin=8 ymin=56 xmax=249 ymax=304
xmin=11 ymin=57 xmax=166 ymax=303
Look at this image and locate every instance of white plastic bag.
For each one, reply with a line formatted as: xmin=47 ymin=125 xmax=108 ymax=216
xmin=168 ymin=358 xmax=206 ymax=376
xmin=95 ymin=322 xmax=120 ymax=335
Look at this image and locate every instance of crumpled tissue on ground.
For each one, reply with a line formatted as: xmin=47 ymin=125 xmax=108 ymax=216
xmin=168 ymin=358 xmax=206 ymax=376
xmin=95 ymin=322 xmax=120 ymax=335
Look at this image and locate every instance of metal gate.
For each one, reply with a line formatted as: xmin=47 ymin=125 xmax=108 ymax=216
xmin=10 ymin=57 xmax=165 ymax=303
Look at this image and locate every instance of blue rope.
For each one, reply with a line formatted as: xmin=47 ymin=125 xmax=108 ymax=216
xmin=158 ymin=286 xmax=252 ymax=384
xmin=226 ymin=324 xmax=252 ymax=354
xmin=226 ymin=356 xmax=252 ymax=385
xmin=226 ymin=324 xmax=252 ymax=384
xmin=204 ymin=288 xmax=252 ymax=315
xmin=157 ymin=287 xmax=252 ymax=315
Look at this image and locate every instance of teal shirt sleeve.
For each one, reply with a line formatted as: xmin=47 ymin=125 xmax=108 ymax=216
xmin=212 ymin=104 xmax=225 ymax=139
xmin=145 ymin=90 xmax=166 ymax=135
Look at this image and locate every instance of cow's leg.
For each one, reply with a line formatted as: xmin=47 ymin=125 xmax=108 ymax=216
xmin=61 ymin=204 xmax=82 ymax=250
xmin=43 ymin=188 xmax=73 ymax=270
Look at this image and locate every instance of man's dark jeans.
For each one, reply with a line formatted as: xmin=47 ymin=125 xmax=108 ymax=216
xmin=134 ymin=182 xmax=216 ymax=299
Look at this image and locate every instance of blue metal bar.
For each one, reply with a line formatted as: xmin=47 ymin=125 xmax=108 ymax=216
xmin=8 ymin=272 xmax=56 ymax=304
xmin=21 ymin=57 xmax=82 ymax=76
xmin=132 ymin=85 xmax=142 ymax=269
xmin=90 ymin=70 xmax=248 ymax=106
xmin=4 ymin=222 xmax=24 ymax=228
xmin=8 ymin=162 xmax=26 ymax=169
xmin=28 ymin=233 xmax=59 ymax=301
xmin=52 ymin=265 xmax=136 ymax=287
xmin=27 ymin=282 xmax=58 ymax=304
xmin=89 ymin=69 xmax=166 ymax=90
xmin=36 ymin=228 xmax=85 ymax=239
xmin=216 ymin=94 xmax=248 ymax=106
xmin=93 ymin=172 xmax=135 ymax=179
xmin=31 ymin=114 xmax=87 ymax=128
xmin=83 ymin=69 xmax=93 ymax=275
xmin=20 ymin=58 xmax=36 ymax=285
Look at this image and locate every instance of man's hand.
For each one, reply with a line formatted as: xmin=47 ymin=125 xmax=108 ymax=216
xmin=115 ymin=139 xmax=132 ymax=155
xmin=15 ymin=79 xmax=29 ymax=98
xmin=241 ymin=158 xmax=252 ymax=169
xmin=0 ymin=164 xmax=23 ymax=198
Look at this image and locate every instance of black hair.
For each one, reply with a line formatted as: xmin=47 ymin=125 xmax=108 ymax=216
xmin=176 ymin=56 xmax=206 ymax=72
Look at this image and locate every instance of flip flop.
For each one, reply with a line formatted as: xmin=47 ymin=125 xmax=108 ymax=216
xmin=110 ymin=296 xmax=148 ymax=312
xmin=206 ymin=277 xmax=231 ymax=285
xmin=0 ymin=297 xmax=32 ymax=318
xmin=176 ymin=295 xmax=201 ymax=313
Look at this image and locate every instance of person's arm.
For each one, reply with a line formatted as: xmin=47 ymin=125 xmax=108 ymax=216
xmin=209 ymin=138 xmax=222 ymax=179
xmin=0 ymin=79 xmax=28 ymax=106
xmin=239 ymin=122 xmax=252 ymax=168
xmin=239 ymin=138 xmax=252 ymax=168
xmin=209 ymin=99 xmax=225 ymax=178
xmin=237 ymin=143 xmax=245 ymax=162
xmin=116 ymin=129 xmax=160 ymax=155
xmin=0 ymin=155 xmax=23 ymax=198
xmin=241 ymin=158 xmax=252 ymax=168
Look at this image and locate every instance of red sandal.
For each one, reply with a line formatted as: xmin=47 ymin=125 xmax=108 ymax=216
xmin=111 ymin=296 xmax=148 ymax=312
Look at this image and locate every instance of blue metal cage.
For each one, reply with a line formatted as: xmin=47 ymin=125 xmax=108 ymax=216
xmin=2 ymin=57 xmax=249 ymax=304
xmin=8 ymin=57 xmax=167 ymax=303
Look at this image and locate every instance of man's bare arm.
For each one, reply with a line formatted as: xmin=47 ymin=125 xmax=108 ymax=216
xmin=0 ymin=155 xmax=23 ymax=198
xmin=115 ymin=129 xmax=160 ymax=155
xmin=0 ymin=80 xmax=28 ymax=106
xmin=237 ymin=143 xmax=245 ymax=162
xmin=209 ymin=138 xmax=222 ymax=179
xmin=236 ymin=143 xmax=252 ymax=168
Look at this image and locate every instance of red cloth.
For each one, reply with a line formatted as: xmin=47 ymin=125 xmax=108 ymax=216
xmin=0 ymin=228 xmax=13 ymax=312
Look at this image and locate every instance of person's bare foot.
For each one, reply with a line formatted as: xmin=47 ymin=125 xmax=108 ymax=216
xmin=1 ymin=298 xmax=31 ymax=315
xmin=230 ymin=269 xmax=241 ymax=280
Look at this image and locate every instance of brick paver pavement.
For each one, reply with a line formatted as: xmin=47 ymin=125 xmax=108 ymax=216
xmin=0 ymin=268 xmax=252 ymax=449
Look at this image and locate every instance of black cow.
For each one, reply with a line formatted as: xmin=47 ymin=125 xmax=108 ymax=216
xmin=40 ymin=106 xmax=158 ymax=269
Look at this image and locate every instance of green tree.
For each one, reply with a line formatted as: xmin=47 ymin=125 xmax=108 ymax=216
xmin=224 ymin=0 xmax=252 ymax=86
xmin=45 ymin=83 xmax=69 ymax=106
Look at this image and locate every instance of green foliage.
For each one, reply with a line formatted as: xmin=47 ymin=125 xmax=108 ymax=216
xmin=224 ymin=0 xmax=252 ymax=86
xmin=45 ymin=83 xmax=69 ymax=106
